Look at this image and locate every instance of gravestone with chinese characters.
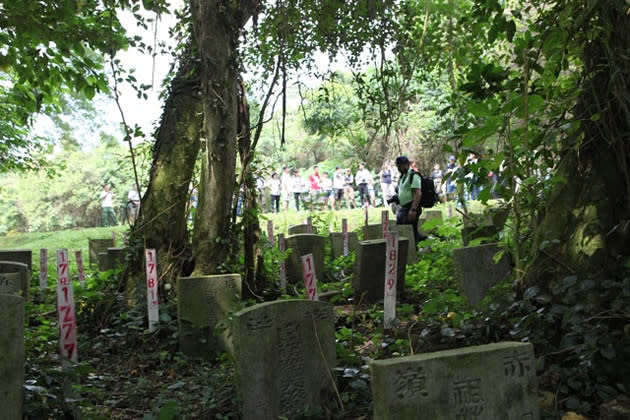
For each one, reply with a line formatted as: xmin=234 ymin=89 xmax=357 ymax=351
xmin=288 ymin=224 xmax=318 ymax=235
xmin=0 ymin=294 xmax=24 ymax=420
xmin=371 ymin=342 xmax=539 ymax=420
xmin=88 ymin=238 xmax=115 ymax=268
xmin=453 ymin=243 xmax=512 ymax=306
xmin=392 ymin=224 xmax=417 ymax=265
xmin=286 ymin=234 xmax=325 ymax=283
xmin=329 ymin=232 xmax=359 ymax=260
xmin=177 ymin=274 xmax=241 ymax=359
xmin=353 ymin=238 xmax=408 ymax=302
xmin=364 ymin=221 xmax=396 ymax=240
xmin=232 ymin=300 xmax=337 ymax=419
xmin=0 ymin=249 xmax=32 ymax=271
xmin=0 ymin=261 xmax=30 ymax=301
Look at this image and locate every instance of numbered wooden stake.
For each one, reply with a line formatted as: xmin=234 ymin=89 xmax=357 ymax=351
xmin=56 ymin=250 xmax=78 ymax=362
xmin=364 ymin=206 xmax=369 ymax=238
xmin=75 ymin=251 xmax=86 ymax=285
xmin=112 ymin=230 xmax=116 ymax=245
xmin=306 ymin=217 xmax=313 ymax=233
xmin=39 ymin=248 xmax=48 ymax=290
xmin=267 ymin=220 xmax=274 ymax=246
xmin=278 ymin=234 xmax=287 ymax=291
xmin=383 ymin=231 xmax=399 ymax=329
xmin=342 ymin=218 xmax=349 ymax=257
xmin=301 ymin=253 xmax=319 ymax=301
xmin=381 ymin=210 xmax=389 ymax=239
xmin=145 ymin=249 xmax=159 ymax=331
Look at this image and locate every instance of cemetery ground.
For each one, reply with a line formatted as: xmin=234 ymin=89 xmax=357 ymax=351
xmin=2 ymin=202 xmax=629 ymax=419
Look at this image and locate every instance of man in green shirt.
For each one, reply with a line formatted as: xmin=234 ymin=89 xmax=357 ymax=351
xmin=395 ymin=156 xmax=425 ymax=247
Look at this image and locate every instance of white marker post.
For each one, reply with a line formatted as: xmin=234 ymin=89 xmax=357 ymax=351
xmin=301 ymin=253 xmax=319 ymax=301
xmin=267 ymin=220 xmax=274 ymax=247
xmin=383 ymin=231 xmax=399 ymax=329
xmin=75 ymin=251 xmax=86 ymax=286
xmin=342 ymin=218 xmax=349 ymax=257
xmin=278 ymin=234 xmax=287 ymax=291
xmin=381 ymin=210 xmax=389 ymax=239
xmin=39 ymin=248 xmax=48 ymax=290
xmin=56 ymin=250 xmax=78 ymax=362
xmin=306 ymin=217 xmax=313 ymax=233
xmin=145 ymin=249 xmax=159 ymax=332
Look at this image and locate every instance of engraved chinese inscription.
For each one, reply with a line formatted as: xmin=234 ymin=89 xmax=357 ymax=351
xmin=452 ymin=378 xmax=485 ymax=420
xmin=393 ymin=366 xmax=429 ymax=399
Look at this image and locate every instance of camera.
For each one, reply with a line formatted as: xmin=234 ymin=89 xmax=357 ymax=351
xmin=386 ymin=195 xmax=400 ymax=205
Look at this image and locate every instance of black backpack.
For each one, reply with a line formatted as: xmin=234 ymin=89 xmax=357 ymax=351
xmin=409 ymin=171 xmax=437 ymax=208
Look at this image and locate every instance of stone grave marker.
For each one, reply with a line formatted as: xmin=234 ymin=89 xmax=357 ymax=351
xmin=392 ymin=224 xmax=417 ymax=265
xmin=364 ymin=221 xmax=396 ymax=240
xmin=453 ymin=243 xmax=512 ymax=306
xmin=461 ymin=213 xmax=502 ymax=246
xmin=88 ymin=238 xmax=115 ymax=268
xmin=370 ymin=341 xmax=539 ymax=420
xmin=0 ymin=294 xmax=24 ymax=420
xmin=329 ymin=231 xmax=359 ymax=260
xmin=97 ymin=252 xmax=108 ymax=271
xmin=106 ymin=247 xmax=125 ymax=270
xmin=232 ymin=300 xmax=337 ymax=419
xmin=353 ymin=237 xmax=408 ymax=302
xmin=286 ymin=234 xmax=325 ymax=283
xmin=177 ymin=274 xmax=241 ymax=358
xmin=0 ymin=249 xmax=32 ymax=271
xmin=0 ymin=261 xmax=30 ymax=300
xmin=418 ymin=210 xmax=444 ymax=236
xmin=288 ymin=224 xmax=318 ymax=235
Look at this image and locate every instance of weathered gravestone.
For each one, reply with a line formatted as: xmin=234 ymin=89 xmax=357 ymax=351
xmin=288 ymin=224 xmax=317 ymax=235
xmin=0 ymin=249 xmax=32 ymax=271
xmin=329 ymin=232 xmax=359 ymax=260
xmin=353 ymin=238 xmax=408 ymax=302
xmin=371 ymin=341 xmax=539 ymax=420
xmin=177 ymin=274 xmax=241 ymax=359
xmin=106 ymin=247 xmax=125 ymax=269
xmin=0 ymin=294 xmax=25 ymax=420
xmin=364 ymin=222 xmax=395 ymax=240
xmin=97 ymin=252 xmax=109 ymax=271
xmin=286 ymin=234 xmax=325 ymax=283
xmin=453 ymin=243 xmax=512 ymax=306
xmin=232 ymin=300 xmax=337 ymax=419
xmin=418 ymin=210 xmax=444 ymax=236
xmin=88 ymin=238 xmax=115 ymax=268
xmin=461 ymin=212 xmax=507 ymax=246
xmin=391 ymin=224 xmax=417 ymax=265
xmin=0 ymin=261 xmax=30 ymax=301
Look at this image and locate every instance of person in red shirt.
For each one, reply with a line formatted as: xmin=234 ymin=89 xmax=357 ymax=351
xmin=309 ymin=166 xmax=322 ymax=210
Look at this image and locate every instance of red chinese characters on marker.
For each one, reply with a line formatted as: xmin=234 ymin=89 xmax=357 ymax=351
xmin=383 ymin=231 xmax=399 ymax=328
xmin=301 ymin=253 xmax=319 ymax=301
xmin=56 ymin=249 xmax=78 ymax=362
xmin=381 ymin=210 xmax=389 ymax=239
xmin=75 ymin=251 xmax=86 ymax=285
xmin=145 ymin=248 xmax=159 ymax=331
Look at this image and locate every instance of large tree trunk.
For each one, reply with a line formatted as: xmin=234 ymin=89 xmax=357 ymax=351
xmin=522 ymin=4 xmax=630 ymax=289
xmin=189 ymin=0 xmax=242 ymax=275
xmin=133 ymin=48 xmax=203 ymax=286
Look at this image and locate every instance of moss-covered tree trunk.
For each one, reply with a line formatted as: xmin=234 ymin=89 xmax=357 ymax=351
xmin=133 ymin=48 xmax=203 ymax=286
xmin=522 ymin=4 xmax=630 ymax=289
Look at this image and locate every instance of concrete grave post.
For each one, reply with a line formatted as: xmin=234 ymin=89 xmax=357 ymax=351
xmin=177 ymin=274 xmax=241 ymax=359
xmin=353 ymin=237 xmax=408 ymax=303
xmin=0 ymin=261 xmax=30 ymax=301
xmin=285 ymin=234 xmax=325 ymax=283
xmin=88 ymin=238 xmax=115 ymax=268
xmin=329 ymin=232 xmax=359 ymax=260
xmin=0 ymin=249 xmax=32 ymax=271
xmin=392 ymin=224 xmax=417 ymax=265
xmin=0 ymin=294 xmax=24 ymax=420
xmin=371 ymin=342 xmax=539 ymax=420
xmin=453 ymin=243 xmax=512 ymax=306
xmin=232 ymin=300 xmax=337 ymax=419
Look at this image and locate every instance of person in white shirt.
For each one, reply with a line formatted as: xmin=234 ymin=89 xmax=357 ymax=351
xmin=100 ymin=184 xmax=117 ymax=226
xmin=321 ymin=171 xmax=333 ymax=211
xmin=355 ymin=164 xmax=372 ymax=207
xmin=280 ymin=166 xmax=293 ymax=212
xmin=332 ymin=166 xmax=345 ymax=210
xmin=269 ymin=172 xmax=281 ymax=213
xmin=127 ymin=184 xmax=141 ymax=224
xmin=292 ymin=169 xmax=305 ymax=211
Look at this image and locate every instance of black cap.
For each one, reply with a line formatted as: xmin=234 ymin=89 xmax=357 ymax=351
xmin=395 ymin=156 xmax=410 ymax=165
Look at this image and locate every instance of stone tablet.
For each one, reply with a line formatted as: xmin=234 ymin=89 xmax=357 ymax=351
xmin=88 ymin=238 xmax=115 ymax=268
xmin=106 ymin=247 xmax=125 ymax=269
xmin=177 ymin=274 xmax=241 ymax=359
xmin=0 ymin=249 xmax=32 ymax=271
xmin=286 ymin=234 xmax=325 ymax=283
xmin=288 ymin=224 xmax=317 ymax=235
xmin=453 ymin=243 xmax=512 ymax=306
xmin=329 ymin=232 xmax=359 ymax=260
xmin=0 ymin=261 xmax=30 ymax=301
xmin=371 ymin=342 xmax=539 ymax=420
xmin=353 ymin=238 xmax=408 ymax=303
xmin=0 ymin=294 xmax=25 ymax=420
xmin=97 ymin=252 xmax=109 ymax=272
xmin=418 ymin=210 xmax=443 ymax=236
xmin=392 ymin=224 xmax=417 ymax=265
xmin=232 ymin=300 xmax=336 ymax=419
